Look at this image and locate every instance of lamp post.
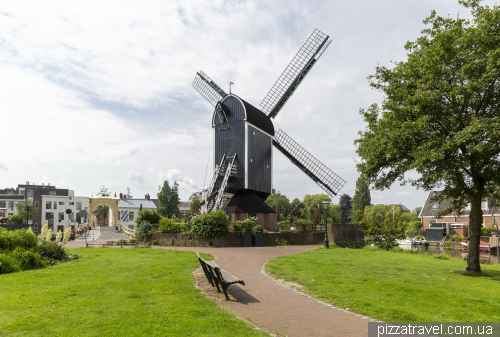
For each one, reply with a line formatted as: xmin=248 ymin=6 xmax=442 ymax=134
xmin=321 ymin=200 xmax=331 ymax=248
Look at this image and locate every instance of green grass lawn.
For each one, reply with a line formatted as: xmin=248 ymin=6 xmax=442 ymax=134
xmin=0 ymin=248 xmax=267 ymax=337
xmin=265 ymin=247 xmax=500 ymax=322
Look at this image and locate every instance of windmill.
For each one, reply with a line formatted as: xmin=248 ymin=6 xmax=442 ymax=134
xmin=192 ymin=29 xmax=346 ymax=215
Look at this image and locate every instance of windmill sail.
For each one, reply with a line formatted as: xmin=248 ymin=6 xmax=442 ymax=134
xmin=273 ymin=129 xmax=345 ymax=197
xmin=260 ymin=29 xmax=331 ymax=119
xmin=192 ymin=71 xmax=228 ymax=106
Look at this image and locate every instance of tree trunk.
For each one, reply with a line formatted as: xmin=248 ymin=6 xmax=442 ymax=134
xmin=466 ymin=198 xmax=482 ymax=274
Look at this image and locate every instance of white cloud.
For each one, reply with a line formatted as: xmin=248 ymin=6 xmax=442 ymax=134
xmin=1 ymin=0 xmax=491 ymax=207
xmin=127 ymin=170 xmax=145 ymax=185
xmin=397 ymin=192 xmax=413 ymax=197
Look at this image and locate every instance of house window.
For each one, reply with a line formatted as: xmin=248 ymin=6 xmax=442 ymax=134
xmin=34 ymin=224 xmax=38 ymax=232
xmin=76 ymin=202 xmax=82 ymax=210
xmin=21 ymin=191 xmax=25 ymax=195
xmin=0 ymin=201 xmax=5 ymax=208
xmin=35 ymin=201 xmax=39 ymax=209
xmin=54 ymin=201 xmax=57 ymax=210
xmin=69 ymin=213 xmax=74 ymax=221
xmin=8 ymin=201 xmax=14 ymax=210
xmin=49 ymin=191 xmax=56 ymax=196
xmin=28 ymin=190 xmax=33 ymax=198
xmin=129 ymin=212 xmax=134 ymax=221
xmin=59 ymin=202 xmax=65 ymax=205
xmin=431 ymin=204 xmax=440 ymax=209
xmin=46 ymin=212 xmax=54 ymax=225
xmin=46 ymin=201 xmax=52 ymax=209
xmin=59 ymin=212 xmax=64 ymax=222
xmin=128 ymin=225 xmax=134 ymax=230
xmin=69 ymin=202 xmax=74 ymax=206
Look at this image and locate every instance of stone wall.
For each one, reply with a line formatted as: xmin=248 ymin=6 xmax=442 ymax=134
xmin=152 ymin=231 xmax=324 ymax=247
xmin=327 ymin=224 xmax=364 ymax=244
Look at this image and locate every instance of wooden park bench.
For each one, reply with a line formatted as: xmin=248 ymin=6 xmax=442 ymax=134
xmin=196 ymin=252 xmax=245 ymax=300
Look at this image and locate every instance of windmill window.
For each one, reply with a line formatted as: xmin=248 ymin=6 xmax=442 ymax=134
xmin=253 ymin=132 xmax=255 ymax=135
xmin=431 ymin=204 xmax=440 ymax=209
xmin=251 ymin=159 xmax=253 ymax=162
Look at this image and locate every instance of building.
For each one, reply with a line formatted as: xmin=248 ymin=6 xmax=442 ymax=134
xmin=119 ymin=198 xmax=157 ymax=230
xmin=419 ymin=191 xmax=499 ymax=237
xmin=0 ymin=182 xmax=89 ymax=234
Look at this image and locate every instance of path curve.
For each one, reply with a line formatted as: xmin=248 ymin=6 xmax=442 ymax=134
xmin=156 ymin=246 xmax=371 ymax=337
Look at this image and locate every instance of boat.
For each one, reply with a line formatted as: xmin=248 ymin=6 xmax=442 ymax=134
xmin=460 ymin=241 xmax=499 ymax=252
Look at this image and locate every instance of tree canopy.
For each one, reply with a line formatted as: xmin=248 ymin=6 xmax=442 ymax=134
xmin=157 ymin=180 xmax=180 ymax=218
xmin=354 ymin=0 xmax=500 ymax=273
xmin=351 ymin=176 xmax=371 ymax=224
xmin=265 ymin=193 xmax=292 ymax=221
xmin=15 ymin=200 xmax=38 ymax=224
xmin=339 ymin=194 xmax=352 ymax=224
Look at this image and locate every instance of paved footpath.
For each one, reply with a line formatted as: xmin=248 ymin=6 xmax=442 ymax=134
xmin=157 ymin=246 xmax=371 ymax=337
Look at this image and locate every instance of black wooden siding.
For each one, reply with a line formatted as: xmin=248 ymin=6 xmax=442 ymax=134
xmin=213 ymin=96 xmax=247 ymax=192
xmin=247 ymin=124 xmax=272 ymax=194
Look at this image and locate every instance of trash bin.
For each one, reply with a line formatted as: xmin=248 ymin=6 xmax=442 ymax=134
xmin=242 ymin=231 xmax=252 ymax=247
xmin=253 ymin=231 xmax=263 ymax=247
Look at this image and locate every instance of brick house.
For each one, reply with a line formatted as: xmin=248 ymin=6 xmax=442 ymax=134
xmin=419 ymin=191 xmax=499 ymax=237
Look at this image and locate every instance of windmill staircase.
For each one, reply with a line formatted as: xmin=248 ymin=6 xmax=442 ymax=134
xmin=202 ymin=155 xmax=237 ymax=213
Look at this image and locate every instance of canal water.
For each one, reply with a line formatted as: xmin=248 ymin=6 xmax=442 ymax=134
xmin=400 ymin=245 xmax=500 ymax=265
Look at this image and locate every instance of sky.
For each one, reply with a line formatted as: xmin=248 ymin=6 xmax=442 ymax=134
xmin=1 ymin=0 xmax=495 ymax=210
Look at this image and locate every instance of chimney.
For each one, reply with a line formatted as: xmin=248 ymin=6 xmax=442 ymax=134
xmin=120 ymin=193 xmax=123 ymax=199
xmin=48 ymin=183 xmax=50 ymax=186
xmin=139 ymin=203 xmax=143 ymax=211
xmin=42 ymin=183 xmax=44 ymax=186
xmin=26 ymin=181 xmax=29 ymax=185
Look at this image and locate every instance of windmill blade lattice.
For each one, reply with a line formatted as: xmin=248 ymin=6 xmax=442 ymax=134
xmin=260 ymin=29 xmax=331 ymax=119
xmin=273 ymin=129 xmax=346 ymax=197
xmin=192 ymin=71 xmax=228 ymax=107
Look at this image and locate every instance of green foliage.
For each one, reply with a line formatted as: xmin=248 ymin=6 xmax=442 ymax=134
xmin=134 ymin=222 xmax=153 ymax=243
xmin=9 ymin=214 xmax=24 ymax=225
xmin=336 ymin=241 xmax=365 ymax=249
xmin=135 ymin=209 xmax=162 ymax=226
xmin=10 ymin=247 xmax=46 ymax=271
xmin=302 ymin=194 xmax=340 ymax=224
xmin=158 ymin=217 xmax=187 ymax=233
xmin=265 ymin=193 xmax=292 ymax=221
xmin=36 ymin=241 xmax=68 ymax=260
xmin=481 ymin=227 xmax=496 ymax=236
xmin=351 ymin=176 xmax=371 ymax=224
xmin=233 ymin=216 xmax=258 ymax=232
xmin=190 ymin=210 xmax=229 ymax=238
xmin=405 ymin=221 xmax=423 ymax=237
xmin=0 ymin=253 xmax=19 ymax=274
xmin=354 ymin=2 xmax=500 ymax=273
xmin=339 ymin=194 xmax=352 ymax=224
xmin=0 ymin=227 xmax=38 ymax=251
xmin=360 ymin=214 xmax=406 ymax=250
xmin=14 ymin=199 xmax=38 ymax=223
xmin=157 ymin=180 xmax=180 ymax=218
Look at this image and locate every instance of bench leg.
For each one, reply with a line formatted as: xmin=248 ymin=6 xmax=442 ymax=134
xmin=199 ymin=262 xmax=215 ymax=287
xmin=221 ymin=283 xmax=230 ymax=300
xmin=211 ymin=270 xmax=223 ymax=293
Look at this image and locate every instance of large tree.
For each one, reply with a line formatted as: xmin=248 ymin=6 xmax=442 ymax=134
xmin=157 ymin=180 xmax=180 ymax=218
xmin=264 ymin=192 xmax=293 ymax=221
xmin=339 ymin=194 xmax=353 ymax=224
xmin=351 ymin=176 xmax=371 ymax=224
xmin=355 ymin=0 xmax=500 ymax=274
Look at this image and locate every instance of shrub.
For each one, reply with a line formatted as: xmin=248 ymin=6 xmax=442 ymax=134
xmin=136 ymin=209 xmax=162 ymax=226
xmin=13 ymin=229 xmax=39 ymax=250
xmin=481 ymin=227 xmax=496 ymax=236
xmin=277 ymin=220 xmax=291 ymax=232
xmin=233 ymin=216 xmax=258 ymax=232
xmin=134 ymin=222 xmax=153 ymax=243
xmin=10 ymin=247 xmax=46 ymax=271
xmin=0 ymin=253 xmax=19 ymax=274
xmin=190 ymin=210 xmax=229 ymax=238
xmin=360 ymin=215 xmax=406 ymax=250
xmin=405 ymin=221 xmax=423 ymax=237
xmin=36 ymin=241 xmax=67 ymax=260
xmin=152 ymin=239 xmax=159 ymax=245
xmin=0 ymin=227 xmax=14 ymax=250
xmin=158 ymin=217 xmax=187 ymax=233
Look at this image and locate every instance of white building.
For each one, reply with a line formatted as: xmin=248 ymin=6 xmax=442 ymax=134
xmin=119 ymin=199 xmax=157 ymax=230
xmin=41 ymin=194 xmax=89 ymax=234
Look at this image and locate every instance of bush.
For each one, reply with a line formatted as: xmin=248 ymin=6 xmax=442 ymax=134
xmin=360 ymin=215 xmax=406 ymax=250
xmin=481 ymin=227 xmax=496 ymax=236
xmin=190 ymin=210 xmax=229 ymax=238
xmin=136 ymin=209 xmax=162 ymax=226
xmin=134 ymin=222 xmax=153 ymax=243
xmin=10 ymin=247 xmax=46 ymax=271
xmin=12 ymin=229 xmax=38 ymax=250
xmin=0 ymin=253 xmax=19 ymax=274
xmin=405 ymin=221 xmax=423 ymax=237
xmin=233 ymin=216 xmax=258 ymax=232
xmin=0 ymin=227 xmax=14 ymax=250
xmin=277 ymin=220 xmax=291 ymax=232
xmin=158 ymin=217 xmax=187 ymax=233
xmin=36 ymin=241 xmax=68 ymax=260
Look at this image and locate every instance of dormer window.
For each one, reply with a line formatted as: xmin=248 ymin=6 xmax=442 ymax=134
xmin=431 ymin=204 xmax=440 ymax=209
